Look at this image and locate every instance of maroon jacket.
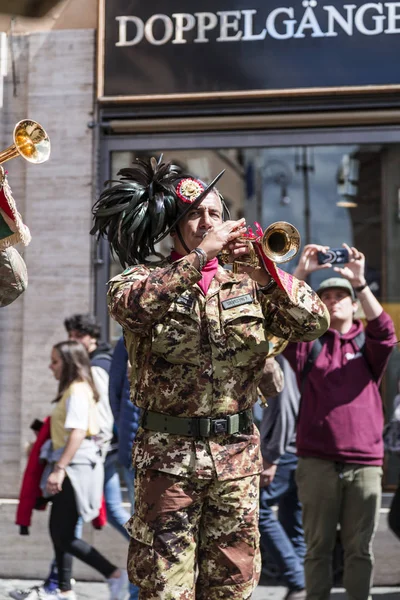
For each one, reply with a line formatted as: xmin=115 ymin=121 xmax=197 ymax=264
xmin=16 ymin=417 xmax=51 ymax=530
xmin=284 ymin=312 xmax=397 ymax=465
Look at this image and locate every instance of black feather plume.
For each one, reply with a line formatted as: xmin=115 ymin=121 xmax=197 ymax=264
xmin=91 ymin=156 xmax=185 ymax=267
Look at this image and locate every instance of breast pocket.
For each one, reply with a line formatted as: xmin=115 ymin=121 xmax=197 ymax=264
xmin=151 ymin=301 xmax=201 ymax=366
xmin=222 ymin=304 xmax=272 ymax=367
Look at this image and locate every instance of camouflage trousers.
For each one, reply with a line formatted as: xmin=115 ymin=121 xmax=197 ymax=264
xmin=125 ymin=469 xmax=261 ymax=600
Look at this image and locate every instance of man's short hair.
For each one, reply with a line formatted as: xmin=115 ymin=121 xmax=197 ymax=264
xmin=64 ymin=314 xmax=101 ymax=339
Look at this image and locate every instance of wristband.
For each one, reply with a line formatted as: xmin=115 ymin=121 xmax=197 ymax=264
xmin=54 ymin=463 xmax=66 ymax=472
xmin=191 ymin=247 xmax=207 ymax=271
xmin=257 ymin=280 xmax=277 ymax=294
xmin=354 ymin=283 xmax=368 ymax=293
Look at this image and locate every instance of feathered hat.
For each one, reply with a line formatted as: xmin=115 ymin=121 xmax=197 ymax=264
xmin=91 ymin=155 xmax=226 ymax=267
xmin=0 ymin=166 xmax=31 ymax=249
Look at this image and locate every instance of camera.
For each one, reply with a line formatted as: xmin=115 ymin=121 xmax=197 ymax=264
xmin=317 ymin=248 xmax=349 ymax=265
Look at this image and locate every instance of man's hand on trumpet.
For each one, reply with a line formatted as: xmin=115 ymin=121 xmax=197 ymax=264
xmin=194 ymin=215 xmax=272 ymax=286
xmin=197 ymin=218 xmax=248 ymax=261
xmin=213 ymin=233 xmax=272 ymax=287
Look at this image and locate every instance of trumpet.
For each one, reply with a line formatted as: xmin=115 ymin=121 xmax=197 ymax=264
xmin=0 ymin=119 xmax=51 ymax=166
xmin=221 ymin=221 xmax=301 ymax=273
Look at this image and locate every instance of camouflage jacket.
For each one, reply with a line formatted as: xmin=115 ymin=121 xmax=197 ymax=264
xmin=108 ymin=256 xmax=329 ymax=481
xmin=0 ymin=247 xmax=27 ymax=307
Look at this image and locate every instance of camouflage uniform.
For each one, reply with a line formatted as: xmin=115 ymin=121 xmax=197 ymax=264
xmin=0 ymin=247 xmax=27 ymax=307
xmin=108 ymin=256 xmax=329 ymax=600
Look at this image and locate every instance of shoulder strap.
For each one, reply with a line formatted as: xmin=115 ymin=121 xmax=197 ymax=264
xmin=91 ymin=352 xmax=113 ymax=363
xmin=352 ymin=330 xmax=376 ymax=381
xmin=300 ymin=335 xmax=327 ymax=394
xmin=295 ymin=337 xmax=325 ymax=424
xmin=353 ymin=331 xmax=366 ymax=353
xmin=296 ymin=335 xmax=327 ymax=424
xmin=301 ymin=329 xmax=373 ymax=391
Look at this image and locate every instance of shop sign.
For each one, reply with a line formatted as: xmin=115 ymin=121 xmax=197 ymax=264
xmin=98 ymin=0 xmax=400 ymax=102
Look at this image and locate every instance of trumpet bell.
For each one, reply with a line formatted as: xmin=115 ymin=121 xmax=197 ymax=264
xmin=261 ymin=221 xmax=301 ymax=264
xmin=0 ymin=119 xmax=51 ymax=166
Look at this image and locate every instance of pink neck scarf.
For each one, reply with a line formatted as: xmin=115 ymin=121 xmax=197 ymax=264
xmin=171 ymin=251 xmax=218 ymax=294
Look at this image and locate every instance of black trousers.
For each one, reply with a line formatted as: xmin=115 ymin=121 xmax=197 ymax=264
xmin=388 ymin=477 xmax=400 ymax=540
xmin=49 ymin=476 xmax=116 ymax=591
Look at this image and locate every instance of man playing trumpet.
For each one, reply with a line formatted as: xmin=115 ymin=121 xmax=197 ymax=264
xmin=91 ymin=156 xmax=329 ymax=600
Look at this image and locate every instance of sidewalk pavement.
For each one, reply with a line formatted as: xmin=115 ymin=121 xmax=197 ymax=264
xmin=0 ymin=580 xmax=400 ymax=600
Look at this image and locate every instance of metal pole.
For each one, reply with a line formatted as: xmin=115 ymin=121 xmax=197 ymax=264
xmin=296 ymin=147 xmax=314 ymax=246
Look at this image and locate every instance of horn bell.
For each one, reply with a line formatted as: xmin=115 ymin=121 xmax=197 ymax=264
xmin=261 ymin=221 xmax=301 ymax=264
xmin=0 ymin=119 xmax=51 ymax=165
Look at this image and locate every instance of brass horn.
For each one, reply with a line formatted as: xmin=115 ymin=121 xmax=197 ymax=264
xmin=0 ymin=119 xmax=51 ymax=165
xmin=221 ymin=221 xmax=301 ymax=273
xmin=261 ymin=221 xmax=300 ymax=264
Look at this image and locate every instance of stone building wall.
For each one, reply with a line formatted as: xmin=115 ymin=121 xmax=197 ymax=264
xmin=0 ymin=28 xmax=95 ymax=497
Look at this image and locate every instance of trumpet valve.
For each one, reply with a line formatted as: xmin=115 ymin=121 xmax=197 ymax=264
xmin=231 ymin=237 xmax=260 ymax=273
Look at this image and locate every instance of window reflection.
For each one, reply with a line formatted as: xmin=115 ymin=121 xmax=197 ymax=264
xmin=109 ymin=144 xmax=400 ymax=486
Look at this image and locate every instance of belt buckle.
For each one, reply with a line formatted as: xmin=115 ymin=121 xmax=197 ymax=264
xmin=212 ymin=419 xmax=228 ymax=435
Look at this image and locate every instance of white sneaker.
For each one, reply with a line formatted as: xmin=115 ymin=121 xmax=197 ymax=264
xmin=9 ymin=588 xmax=58 ymax=600
xmin=107 ymin=570 xmax=129 ymax=600
xmin=55 ymin=592 xmax=77 ymax=599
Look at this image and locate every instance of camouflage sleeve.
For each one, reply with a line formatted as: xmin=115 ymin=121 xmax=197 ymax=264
xmin=0 ymin=247 xmax=28 ymax=307
xmin=108 ymin=257 xmax=202 ymax=333
xmin=258 ymin=277 xmax=330 ymax=342
xmin=257 ymin=357 xmax=285 ymax=404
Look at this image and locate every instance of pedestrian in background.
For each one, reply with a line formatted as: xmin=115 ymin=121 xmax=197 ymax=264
xmin=11 ymin=320 xmax=132 ymax=600
xmin=43 ymin=340 xmax=127 ymax=599
xmin=109 ymin=335 xmax=141 ymax=600
xmin=284 ymin=243 xmax=396 ymax=600
xmin=40 ymin=314 xmax=130 ymax=593
xmin=109 ymin=335 xmax=141 ymax=510
xmin=64 ymin=314 xmax=133 ymax=540
xmin=259 ymin=355 xmax=306 ymax=600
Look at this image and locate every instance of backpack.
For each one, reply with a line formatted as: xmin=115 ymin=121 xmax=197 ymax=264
xmin=91 ymin=351 xmax=113 ymax=365
xmin=90 ymin=351 xmax=113 ymax=375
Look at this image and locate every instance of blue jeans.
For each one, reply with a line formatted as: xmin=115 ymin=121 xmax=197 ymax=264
xmin=122 ymin=465 xmax=138 ymax=600
xmin=123 ymin=465 xmax=135 ymax=513
xmin=105 ymin=452 xmax=139 ymax=600
xmin=104 ymin=451 xmax=131 ymax=541
xmin=259 ymin=452 xmax=305 ymax=591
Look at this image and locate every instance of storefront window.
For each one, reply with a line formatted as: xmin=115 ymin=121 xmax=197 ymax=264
xmin=109 ymin=143 xmax=400 ymax=485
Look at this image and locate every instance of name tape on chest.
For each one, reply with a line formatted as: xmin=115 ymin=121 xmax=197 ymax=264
xmin=222 ymin=294 xmax=253 ymax=310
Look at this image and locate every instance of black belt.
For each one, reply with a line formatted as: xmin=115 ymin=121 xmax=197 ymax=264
xmin=141 ymin=409 xmax=253 ymax=438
